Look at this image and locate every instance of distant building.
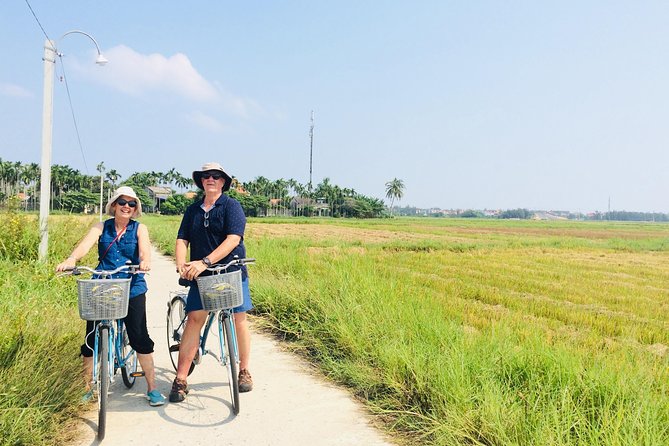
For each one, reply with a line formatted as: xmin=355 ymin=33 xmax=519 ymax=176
xmin=146 ymin=186 xmax=172 ymax=213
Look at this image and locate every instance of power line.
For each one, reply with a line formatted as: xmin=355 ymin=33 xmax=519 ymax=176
xmin=24 ymin=0 xmax=51 ymax=41
xmin=25 ymin=0 xmax=92 ymax=174
xmin=57 ymin=57 xmax=90 ymax=174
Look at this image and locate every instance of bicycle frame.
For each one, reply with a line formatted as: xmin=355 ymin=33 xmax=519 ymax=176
xmin=62 ymin=263 xmax=140 ymax=440
xmin=166 ymin=256 xmax=252 ymax=413
xmin=90 ymin=319 xmax=136 ymax=390
xmin=195 ymin=308 xmax=238 ymax=366
xmin=91 ymin=321 xmax=113 ymax=388
xmin=114 ymin=319 xmax=136 ymax=373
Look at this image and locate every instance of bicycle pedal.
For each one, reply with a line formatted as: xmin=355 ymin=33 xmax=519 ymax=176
xmin=130 ymin=371 xmax=145 ymax=377
xmin=169 ymin=344 xmax=180 ymax=353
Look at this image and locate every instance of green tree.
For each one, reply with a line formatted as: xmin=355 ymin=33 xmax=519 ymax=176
xmin=57 ymin=190 xmax=98 ymax=213
xmin=106 ymin=169 xmax=121 ymax=188
xmin=160 ymin=194 xmax=193 ymax=215
xmin=460 ymin=209 xmax=483 ymax=218
xmin=228 ymin=189 xmax=268 ymax=217
xmin=385 ymin=178 xmax=405 ymax=216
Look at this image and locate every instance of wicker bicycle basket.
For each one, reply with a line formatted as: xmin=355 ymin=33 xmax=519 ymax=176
xmin=196 ymin=269 xmax=243 ymax=311
xmin=77 ymin=278 xmax=131 ymax=321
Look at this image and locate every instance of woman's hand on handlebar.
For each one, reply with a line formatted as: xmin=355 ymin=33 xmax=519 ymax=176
xmin=55 ymin=257 xmax=76 ymax=272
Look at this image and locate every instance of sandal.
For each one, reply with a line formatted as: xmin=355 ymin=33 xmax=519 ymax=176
xmin=168 ymin=377 xmax=188 ymax=403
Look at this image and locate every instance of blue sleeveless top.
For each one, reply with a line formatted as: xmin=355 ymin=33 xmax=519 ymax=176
xmin=97 ymin=219 xmax=147 ymax=298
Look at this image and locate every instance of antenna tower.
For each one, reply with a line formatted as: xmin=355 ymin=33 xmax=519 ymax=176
xmin=309 ymin=110 xmax=314 ymax=192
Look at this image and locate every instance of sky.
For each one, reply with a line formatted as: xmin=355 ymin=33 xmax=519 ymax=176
xmin=1 ymin=1 xmax=669 ymax=213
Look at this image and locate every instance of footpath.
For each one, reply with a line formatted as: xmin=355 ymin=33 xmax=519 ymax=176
xmin=71 ymin=247 xmax=395 ymax=446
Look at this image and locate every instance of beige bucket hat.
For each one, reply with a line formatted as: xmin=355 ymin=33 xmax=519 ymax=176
xmin=192 ymin=162 xmax=232 ymax=192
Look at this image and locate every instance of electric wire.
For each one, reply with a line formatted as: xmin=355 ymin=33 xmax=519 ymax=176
xmin=24 ymin=0 xmax=91 ymax=174
xmin=24 ymin=0 xmax=51 ymax=42
xmin=57 ymin=57 xmax=90 ymax=174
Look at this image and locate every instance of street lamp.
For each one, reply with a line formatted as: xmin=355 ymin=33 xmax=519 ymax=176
xmin=38 ymin=30 xmax=107 ymax=262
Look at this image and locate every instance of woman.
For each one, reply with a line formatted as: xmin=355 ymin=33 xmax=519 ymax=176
xmin=56 ymin=186 xmax=165 ymax=406
xmin=169 ymin=162 xmax=254 ymax=403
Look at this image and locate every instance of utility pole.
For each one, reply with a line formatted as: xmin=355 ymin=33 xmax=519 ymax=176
xmin=38 ymin=31 xmax=107 ymax=262
xmin=308 ymin=110 xmax=314 ymax=192
xmin=608 ymin=196 xmax=611 ymax=220
xmin=97 ymin=162 xmax=105 ymax=221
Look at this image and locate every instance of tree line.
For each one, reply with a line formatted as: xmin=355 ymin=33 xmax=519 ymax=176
xmin=0 ymin=158 xmax=390 ymax=218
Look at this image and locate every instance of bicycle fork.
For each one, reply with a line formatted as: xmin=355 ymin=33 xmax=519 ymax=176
xmin=219 ymin=310 xmax=239 ymax=367
xmin=92 ymin=323 xmax=113 ymax=391
xmin=114 ymin=320 xmax=143 ymax=378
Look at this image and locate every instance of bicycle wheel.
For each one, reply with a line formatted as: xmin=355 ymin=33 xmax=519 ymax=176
xmin=120 ymin=323 xmax=137 ymax=388
xmin=222 ymin=312 xmax=240 ymax=415
xmin=167 ymin=295 xmax=195 ymax=375
xmin=98 ymin=326 xmax=109 ymax=441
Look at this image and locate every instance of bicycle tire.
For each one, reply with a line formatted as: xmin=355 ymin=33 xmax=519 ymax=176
xmin=98 ymin=327 xmax=109 ymax=441
xmin=120 ymin=323 xmax=137 ymax=388
xmin=222 ymin=312 xmax=240 ymax=415
xmin=166 ymin=295 xmax=195 ymax=375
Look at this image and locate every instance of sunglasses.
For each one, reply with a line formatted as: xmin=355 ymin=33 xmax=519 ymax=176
xmin=116 ymin=198 xmax=137 ymax=208
xmin=201 ymin=172 xmax=223 ymax=180
xmin=204 ymin=210 xmax=210 ymax=228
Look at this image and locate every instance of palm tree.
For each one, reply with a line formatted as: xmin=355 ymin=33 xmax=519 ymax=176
xmin=385 ymin=178 xmax=405 ymax=216
xmin=106 ymin=169 xmax=121 ymax=188
xmin=165 ymin=168 xmax=179 ymax=189
xmin=24 ymin=162 xmax=40 ymax=210
xmin=175 ymin=173 xmax=191 ymax=192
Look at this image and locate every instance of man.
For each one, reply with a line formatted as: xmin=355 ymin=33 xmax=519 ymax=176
xmin=169 ymin=162 xmax=254 ymax=403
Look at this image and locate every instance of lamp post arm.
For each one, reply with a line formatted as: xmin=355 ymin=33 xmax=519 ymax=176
xmin=59 ymin=30 xmax=105 ymax=56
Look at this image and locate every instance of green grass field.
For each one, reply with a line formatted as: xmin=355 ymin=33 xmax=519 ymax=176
xmin=1 ymin=214 xmax=668 ymax=445
xmin=145 ymin=216 xmax=669 ymax=445
xmin=0 ymin=213 xmax=98 ymax=445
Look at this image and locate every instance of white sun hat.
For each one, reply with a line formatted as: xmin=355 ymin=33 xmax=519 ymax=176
xmin=105 ymin=186 xmax=142 ymax=217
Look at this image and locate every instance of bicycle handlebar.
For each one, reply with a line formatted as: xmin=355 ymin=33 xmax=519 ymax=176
xmin=59 ymin=264 xmax=141 ymax=278
xmin=207 ymin=257 xmax=255 ymax=273
xmin=177 ymin=257 xmax=255 ymax=288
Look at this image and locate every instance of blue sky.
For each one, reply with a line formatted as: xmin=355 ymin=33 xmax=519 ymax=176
xmin=2 ymin=1 xmax=669 ymax=212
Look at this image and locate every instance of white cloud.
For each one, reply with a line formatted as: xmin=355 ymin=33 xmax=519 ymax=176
xmin=79 ymin=45 xmax=219 ymax=102
xmin=185 ymin=111 xmax=227 ymax=133
xmin=72 ymin=45 xmax=264 ymax=120
xmin=0 ymin=82 xmax=33 ymax=98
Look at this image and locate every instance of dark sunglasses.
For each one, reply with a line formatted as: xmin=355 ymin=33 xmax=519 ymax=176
xmin=201 ymin=172 xmax=223 ymax=180
xmin=204 ymin=210 xmax=210 ymax=228
xmin=116 ymin=198 xmax=137 ymax=208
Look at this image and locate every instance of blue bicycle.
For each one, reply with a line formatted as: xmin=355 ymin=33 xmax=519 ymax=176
xmin=62 ymin=264 xmax=142 ymax=441
xmin=166 ymin=257 xmax=254 ymax=415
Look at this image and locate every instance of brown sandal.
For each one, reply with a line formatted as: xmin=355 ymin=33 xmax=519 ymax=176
xmin=169 ymin=377 xmax=189 ymax=402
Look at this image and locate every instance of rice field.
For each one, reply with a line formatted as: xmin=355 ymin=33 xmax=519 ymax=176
xmin=145 ymin=216 xmax=669 ymax=445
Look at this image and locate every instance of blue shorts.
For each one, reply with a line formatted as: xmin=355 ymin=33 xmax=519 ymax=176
xmin=185 ymin=277 xmax=253 ymax=314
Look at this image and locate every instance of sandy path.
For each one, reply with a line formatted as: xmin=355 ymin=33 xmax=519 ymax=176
xmin=71 ymin=247 xmax=395 ymax=445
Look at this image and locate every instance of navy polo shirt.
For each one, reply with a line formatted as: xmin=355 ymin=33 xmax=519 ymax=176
xmin=177 ymin=194 xmax=248 ymax=279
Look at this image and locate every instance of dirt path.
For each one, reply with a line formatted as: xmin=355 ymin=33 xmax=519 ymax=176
xmin=71 ymin=247 xmax=395 ymax=445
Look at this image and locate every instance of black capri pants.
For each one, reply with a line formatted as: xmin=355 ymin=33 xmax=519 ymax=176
xmin=80 ymin=293 xmax=155 ymax=357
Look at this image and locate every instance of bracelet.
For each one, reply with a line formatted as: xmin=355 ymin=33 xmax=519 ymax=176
xmin=67 ymin=256 xmax=77 ymax=261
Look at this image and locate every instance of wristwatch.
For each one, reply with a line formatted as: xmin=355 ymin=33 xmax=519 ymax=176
xmin=202 ymin=256 xmax=212 ymax=267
